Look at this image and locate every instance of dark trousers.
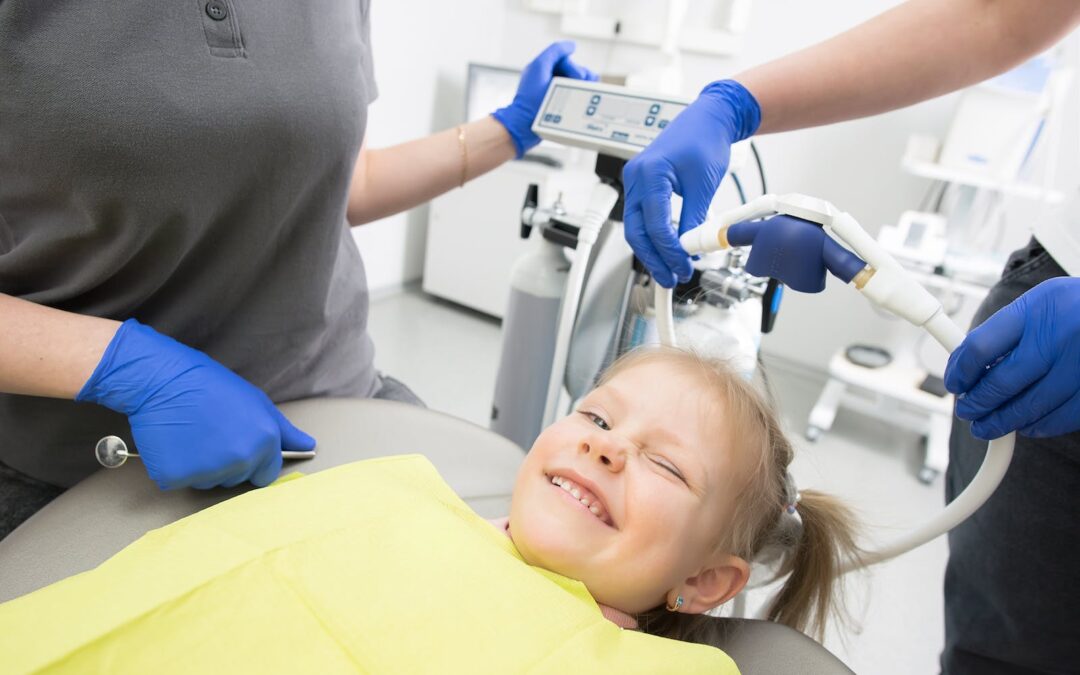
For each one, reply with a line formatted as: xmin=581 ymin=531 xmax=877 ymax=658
xmin=0 ymin=462 xmax=64 ymax=542
xmin=943 ymin=239 xmax=1080 ymax=675
xmin=0 ymin=371 xmax=424 ymax=542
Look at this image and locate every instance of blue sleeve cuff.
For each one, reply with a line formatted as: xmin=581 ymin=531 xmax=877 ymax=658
xmin=491 ymin=107 xmax=537 ymax=159
xmin=700 ymin=80 xmax=762 ymax=142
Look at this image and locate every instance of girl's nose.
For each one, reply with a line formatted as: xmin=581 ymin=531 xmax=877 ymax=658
xmin=580 ymin=434 xmax=626 ymax=471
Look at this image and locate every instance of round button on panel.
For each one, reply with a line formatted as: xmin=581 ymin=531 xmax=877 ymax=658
xmin=205 ymin=0 xmax=228 ymax=21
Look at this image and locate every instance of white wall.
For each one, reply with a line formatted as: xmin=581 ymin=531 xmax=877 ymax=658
xmin=356 ymin=0 xmax=505 ymax=291
xmin=363 ymin=0 xmax=1064 ymax=373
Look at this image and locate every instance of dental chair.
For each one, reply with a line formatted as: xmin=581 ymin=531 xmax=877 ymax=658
xmin=0 ymin=398 xmax=852 ymax=675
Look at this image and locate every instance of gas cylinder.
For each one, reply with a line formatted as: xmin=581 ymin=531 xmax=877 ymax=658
xmin=490 ymin=230 xmax=570 ymax=451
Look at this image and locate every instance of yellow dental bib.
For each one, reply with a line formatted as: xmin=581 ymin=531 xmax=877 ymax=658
xmin=0 ymin=455 xmax=737 ymax=674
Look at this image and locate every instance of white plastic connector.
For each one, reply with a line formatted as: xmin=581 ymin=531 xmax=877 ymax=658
xmin=774 ymin=193 xmax=839 ymax=225
xmin=796 ymin=207 xmax=945 ymax=329
xmin=680 ymin=194 xmax=778 ymax=255
xmin=858 ymin=266 xmax=943 ymax=327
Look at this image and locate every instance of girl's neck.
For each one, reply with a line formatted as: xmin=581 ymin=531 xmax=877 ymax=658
xmin=487 ymin=517 xmax=639 ymax=630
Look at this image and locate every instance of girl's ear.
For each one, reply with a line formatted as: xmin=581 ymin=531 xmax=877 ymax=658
xmin=676 ymin=555 xmax=750 ymax=614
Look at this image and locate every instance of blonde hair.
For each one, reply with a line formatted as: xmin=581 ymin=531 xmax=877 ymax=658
xmin=596 ymin=346 xmax=861 ymax=642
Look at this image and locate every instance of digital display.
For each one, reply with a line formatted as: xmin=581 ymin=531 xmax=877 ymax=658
xmin=536 ymin=83 xmax=687 ymax=150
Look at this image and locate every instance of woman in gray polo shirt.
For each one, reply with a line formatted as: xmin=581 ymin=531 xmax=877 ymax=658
xmin=0 ymin=2 xmax=595 ymax=538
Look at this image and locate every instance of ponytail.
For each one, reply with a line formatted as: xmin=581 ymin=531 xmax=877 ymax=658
xmin=766 ymin=490 xmax=861 ymax=640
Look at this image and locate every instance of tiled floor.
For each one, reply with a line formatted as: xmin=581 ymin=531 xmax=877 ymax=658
xmin=369 ymin=287 xmax=948 ymax=674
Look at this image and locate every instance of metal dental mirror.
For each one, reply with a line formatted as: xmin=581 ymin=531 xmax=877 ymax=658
xmin=95 ymin=435 xmax=316 ymax=469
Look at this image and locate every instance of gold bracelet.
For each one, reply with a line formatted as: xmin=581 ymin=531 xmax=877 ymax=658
xmin=456 ymin=125 xmax=469 ymax=188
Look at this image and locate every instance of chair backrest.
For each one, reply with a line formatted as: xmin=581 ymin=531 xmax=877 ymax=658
xmin=0 ymin=399 xmax=853 ymax=673
xmin=710 ymin=619 xmax=854 ymax=675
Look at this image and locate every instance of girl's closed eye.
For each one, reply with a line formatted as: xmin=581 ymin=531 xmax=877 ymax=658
xmin=649 ymin=454 xmax=688 ymax=485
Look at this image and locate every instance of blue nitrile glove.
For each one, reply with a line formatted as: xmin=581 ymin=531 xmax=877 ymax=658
xmin=945 ymin=277 xmax=1080 ymax=439
xmin=492 ymin=41 xmax=597 ymax=158
xmin=76 ymin=319 xmax=316 ymax=490
xmin=622 ymin=80 xmax=761 ymax=288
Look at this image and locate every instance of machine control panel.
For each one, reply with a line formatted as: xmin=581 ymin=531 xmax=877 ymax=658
xmin=532 ymin=78 xmax=690 ymax=159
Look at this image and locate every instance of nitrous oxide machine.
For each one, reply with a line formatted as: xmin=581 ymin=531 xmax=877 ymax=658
xmin=490 ymin=78 xmax=781 ymax=452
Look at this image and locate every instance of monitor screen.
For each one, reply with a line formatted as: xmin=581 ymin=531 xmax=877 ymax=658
xmin=466 ymin=63 xmax=521 ymax=122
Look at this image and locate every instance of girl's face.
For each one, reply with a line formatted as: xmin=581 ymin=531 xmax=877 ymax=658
xmin=509 ymin=360 xmax=748 ymax=615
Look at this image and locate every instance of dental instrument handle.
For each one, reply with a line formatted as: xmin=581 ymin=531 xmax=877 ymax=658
xmin=282 ymin=450 xmax=317 ymax=459
xmin=95 ymin=436 xmax=317 ymax=469
xmin=540 ymin=182 xmax=619 ymax=428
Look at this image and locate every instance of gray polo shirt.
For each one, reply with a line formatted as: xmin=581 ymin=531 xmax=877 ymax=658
xmin=0 ymin=1 xmax=380 ymax=486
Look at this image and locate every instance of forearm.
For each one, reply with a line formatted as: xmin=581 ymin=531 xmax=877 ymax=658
xmin=0 ymin=293 xmax=120 ymax=398
xmin=346 ymin=117 xmax=516 ymax=225
xmin=738 ymin=0 xmax=1080 ymax=133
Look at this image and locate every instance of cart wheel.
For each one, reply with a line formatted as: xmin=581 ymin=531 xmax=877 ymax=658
xmin=917 ymin=467 xmax=939 ymax=485
xmin=805 ymin=426 xmax=822 ymax=443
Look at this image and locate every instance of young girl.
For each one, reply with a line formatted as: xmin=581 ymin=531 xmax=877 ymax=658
xmin=0 ymin=346 xmax=858 ymax=672
xmin=507 ymin=345 xmax=860 ymax=642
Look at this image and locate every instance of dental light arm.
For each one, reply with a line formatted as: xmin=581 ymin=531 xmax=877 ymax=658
xmin=665 ymin=193 xmax=1014 ymax=571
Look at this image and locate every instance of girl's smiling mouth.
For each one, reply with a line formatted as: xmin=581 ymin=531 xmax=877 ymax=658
xmin=546 ymin=473 xmax=616 ymax=527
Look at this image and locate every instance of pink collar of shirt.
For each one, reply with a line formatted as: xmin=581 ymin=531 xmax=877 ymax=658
xmin=487 ymin=517 xmax=639 ymax=630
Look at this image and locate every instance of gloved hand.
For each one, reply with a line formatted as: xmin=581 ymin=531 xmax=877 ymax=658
xmin=492 ymin=41 xmax=597 ymax=158
xmin=945 ymin=277 xmax=1080 ymax=439
xmin=77 ymin=319 xmax=316 ymax=490
xmin=622 ymin=80 xmax=761 ymax=288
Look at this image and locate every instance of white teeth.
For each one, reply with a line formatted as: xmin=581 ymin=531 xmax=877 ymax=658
xmin=548 ymin=474 xmax=610 ymax=525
